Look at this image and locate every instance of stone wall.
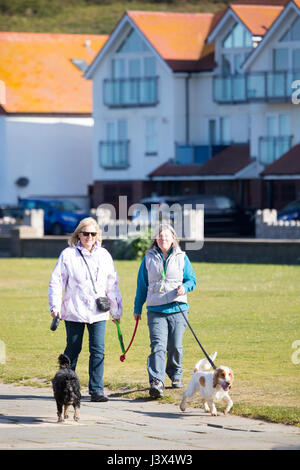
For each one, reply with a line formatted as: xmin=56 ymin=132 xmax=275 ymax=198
xmin=255 ymin=209 xmax=300 ymax=239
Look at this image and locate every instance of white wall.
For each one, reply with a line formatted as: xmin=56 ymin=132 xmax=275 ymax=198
xmin=190 ymin=74 xmax=250 ymax=145
xmin=1 ymin=116 xmax=93 ymax=208
xmin=91 ymin=46 xmax=175 ymax=182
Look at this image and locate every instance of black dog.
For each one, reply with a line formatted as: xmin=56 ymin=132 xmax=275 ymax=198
xmin=52 ymin=354 xmax=81 ymax=423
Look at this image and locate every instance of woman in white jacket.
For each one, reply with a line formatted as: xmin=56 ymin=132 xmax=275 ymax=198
xmin=48 ymin=217 xmax=122 ymax=402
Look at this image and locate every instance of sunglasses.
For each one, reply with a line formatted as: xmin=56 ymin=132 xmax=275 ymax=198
xmin=81 ymin=231 xmax=97 ymax=237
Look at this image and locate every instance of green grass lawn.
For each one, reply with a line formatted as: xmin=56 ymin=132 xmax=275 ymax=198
xmin=0 ymin=258 xmax=299 ymax=426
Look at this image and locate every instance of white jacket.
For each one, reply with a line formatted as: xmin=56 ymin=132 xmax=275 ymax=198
xmin=48 ymin=242 xmax=122 ymax=324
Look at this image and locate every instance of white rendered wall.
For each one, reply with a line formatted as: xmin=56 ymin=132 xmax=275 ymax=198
xmin=1 ymin=116 xmax=93 ymax=208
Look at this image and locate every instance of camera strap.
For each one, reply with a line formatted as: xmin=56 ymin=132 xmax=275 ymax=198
xmin=77 ymin=248 xmax=97 ymax=295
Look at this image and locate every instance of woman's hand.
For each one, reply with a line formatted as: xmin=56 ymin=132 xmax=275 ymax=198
xmin=177 ymin=285 xmax=185 ymax=296
xmin=134 ymin=314 xmax=141 ymax=321
xmin=51 ymin=312 xmax=60 ymax=319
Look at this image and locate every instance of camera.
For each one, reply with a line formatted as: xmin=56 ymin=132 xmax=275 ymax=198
xmin=96 ymin=297 xmax=110 ymax=312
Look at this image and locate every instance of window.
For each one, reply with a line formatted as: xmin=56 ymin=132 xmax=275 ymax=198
xmin=279 ymin=16 xmax=300 ymax=42
xmin=222 ymin=22 xmax=252 ymax=48
xmin=117 ymin=29 xmax=150 ymax=53
xmin=273 ymin=48 xmax=288 ymax=71
xmin=104 ymin=29 xmax=158 ymax=107
xmin=207 ymin=117 xmax=231 ymax=145
xmin=145 ymin=118 xmax=158 ymax=155
xmin=220 ymin=22 xmax=252 ymax=75
xmin=99 ymin=120 xmax=129 ymax=168
xmin=259 ymin=114 xmax=292 ymax=165
xmin=267 ymin=114 xmax=290 ymax=137
xmin=293 ymin=49 xmax=300 ymax=69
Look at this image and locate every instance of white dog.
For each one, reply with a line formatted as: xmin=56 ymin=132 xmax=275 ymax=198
xmin=180 ymin=352 xmax=234 ymax=416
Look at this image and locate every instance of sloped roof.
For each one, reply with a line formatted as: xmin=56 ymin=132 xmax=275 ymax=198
xmin=231 ymin=4 xmax=284 ymax=35
xmin=149 ymin=145 xmax=251 ymax=178
xmin=0 ymin=32 xmax=108 ymax=114
xmin=207 ymin=2 xmax=284 ymax=43
xmin=261 ymin=144 xmax=300 ymax=176
xmin=196 ymin=145 xmax=251 ymax=175
xmin=127 ymin=11 xmax=216 ymax=71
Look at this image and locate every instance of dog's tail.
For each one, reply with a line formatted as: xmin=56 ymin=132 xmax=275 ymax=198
xmin=58 ymin=354 xmax=71 ymax=368
xmin=193 ymin=352 xmax=217 ymax=372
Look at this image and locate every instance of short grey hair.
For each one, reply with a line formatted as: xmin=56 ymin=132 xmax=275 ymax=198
xmin=149 ymin=223 xmax=180 ymax=250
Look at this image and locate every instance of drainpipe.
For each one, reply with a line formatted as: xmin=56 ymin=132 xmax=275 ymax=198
xmin=185 ymin=73 xmax=191 ymax=145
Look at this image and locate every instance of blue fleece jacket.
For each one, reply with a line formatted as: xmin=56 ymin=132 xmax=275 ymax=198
xmin=134 ymin=248 xmax=196 ymax=315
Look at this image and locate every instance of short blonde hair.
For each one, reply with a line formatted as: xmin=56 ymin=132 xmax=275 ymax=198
xmin=68 ymin=217 xmax=102 ymax=247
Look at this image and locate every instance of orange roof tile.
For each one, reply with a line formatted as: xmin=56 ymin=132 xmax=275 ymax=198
xmin=0 ymin=32 xmax=108 ymax=114
xmin=127 ymin=11 xmax=215 ymax=62
xmin=231 ymin=4 xmax=284 ymax=35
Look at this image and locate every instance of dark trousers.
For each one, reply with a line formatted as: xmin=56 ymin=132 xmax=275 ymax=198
xmin=64 ymin=320 xmax=106 ymax=395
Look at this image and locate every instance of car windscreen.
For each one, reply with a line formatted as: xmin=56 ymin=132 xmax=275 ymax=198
xmin=48 ymin=201 xmax=80 ymax=211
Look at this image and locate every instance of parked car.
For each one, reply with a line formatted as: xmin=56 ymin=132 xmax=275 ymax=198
xmin=19 ymin=198 xmax=90 ymax=235
xmin=277 ymin=199 xmax=300 ymax=221
xmin=0 ymin=205 xmax=24 ymax=222
xmin=132 ymin=194 xmax=254 ymax=237
xmin=175 ymin=194 xmax=255 ymax=236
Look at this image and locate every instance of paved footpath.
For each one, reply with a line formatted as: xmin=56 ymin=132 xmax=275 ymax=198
xmin=0 ymin=382 xmax=299 ymax=452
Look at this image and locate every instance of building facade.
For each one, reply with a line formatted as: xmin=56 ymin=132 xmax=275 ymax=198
xmin=86 ymin=1 xmax=300 ymax=211
xmin=0 ymin=32 xmax=108 ymax=209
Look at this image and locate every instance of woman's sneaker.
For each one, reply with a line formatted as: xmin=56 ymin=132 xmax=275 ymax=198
xmin=149 ymin=379 xmax=164 ymax=398
xmin=172 ymin=380 xmax=183 ymax=389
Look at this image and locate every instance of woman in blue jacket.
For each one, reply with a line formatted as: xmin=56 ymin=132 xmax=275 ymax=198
xmin=134 ymin=224 xmax=196 ymax=398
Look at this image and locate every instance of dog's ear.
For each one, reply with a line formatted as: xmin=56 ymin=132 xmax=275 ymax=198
xmin=213 ymin=368 xmax=221 ymax=388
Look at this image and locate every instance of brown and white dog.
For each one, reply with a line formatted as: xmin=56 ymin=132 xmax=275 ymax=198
xmin=180 ymin=352 xmax=234 ymax=416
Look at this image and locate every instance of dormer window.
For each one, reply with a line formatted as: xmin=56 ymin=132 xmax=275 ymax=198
xmin=117 ymin=29 xmax=149 ymax=53
xmin=279 ymin=16 xmax=300 ymax=42
xmin=103 ymin=27 xmax=158 ymax=107
xmin=220 ymin=22 xmax=252 ymax=75
xmin=274 ymin=16 xmax=300 ymax=72
xmin=222 ymin=22 xmax=252 ymax=49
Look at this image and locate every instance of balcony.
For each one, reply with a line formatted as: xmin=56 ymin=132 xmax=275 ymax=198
xmin=176 ymin=144 xmax=229 ymax=165
xmin=99 ymin=140 xmax=130 ymax=169
xmin=103 ymin=77 xmax=158 ymax=107
xmin=213 ymin=70 xmax=299 ymax=103
xmin=259 ymin=135 xmax=293 ymax=166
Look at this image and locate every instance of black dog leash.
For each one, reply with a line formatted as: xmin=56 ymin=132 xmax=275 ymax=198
xmin=176 ymin=301 xmax=217 ymax=370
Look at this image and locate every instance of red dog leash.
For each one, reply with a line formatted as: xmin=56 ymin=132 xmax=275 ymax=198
xmin=118 ymin=317 xmax=140 ymax=362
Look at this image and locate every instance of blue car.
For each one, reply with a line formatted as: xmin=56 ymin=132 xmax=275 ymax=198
xmin=19 ymin=198 xmax=90 ymax=235
xmin=277 ymin=199 xmax=300 ymax=222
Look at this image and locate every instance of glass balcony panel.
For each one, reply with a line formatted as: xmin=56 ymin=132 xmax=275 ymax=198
xmin=140 ymin=78 xmax=157 ymax=104
xmin=213 ymin=77 xmax=233 ymax=102
xmin=176 ymin=146 xmax=194 ymax=164
xmin=176 ymin=145 xmax=230 ymax=164
xmin=267 ymin=72 xmax=285 ymax=98
xmin=104 ymin=77 xmax=157 ymax=107
xmin=259 ymin=136 xmax=292 ymax=166
xmin=232 ymin=75 xmax=246 ymax=101
xmin=99 ymin=141 xmax=129 ymax=168
xmin=247 ymin=73 xmax=265 ymax=99
xmin=214 ymin=70 xmax=300 ymax=102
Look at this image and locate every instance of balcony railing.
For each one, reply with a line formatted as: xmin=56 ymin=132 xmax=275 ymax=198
xmin=259 ymin=135 xmax=293 ymax=166
xmin=214 ymin=70 xmax=300 ymax=103
xmin=103 ymin=77 xmax=159 ymax=107
xmin=99 ymin=140 xmax=130 ymax=169
xmin=176 ymin=144 xmax=229 ymax=165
